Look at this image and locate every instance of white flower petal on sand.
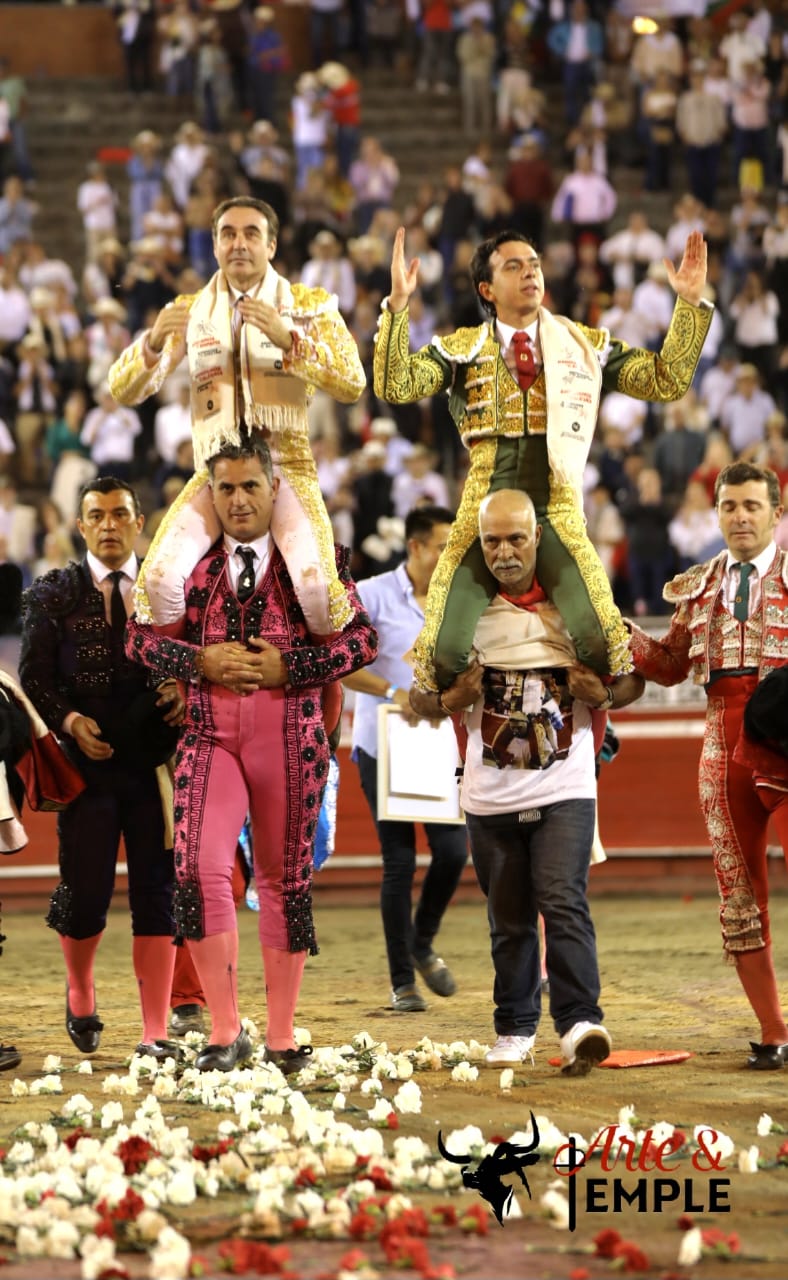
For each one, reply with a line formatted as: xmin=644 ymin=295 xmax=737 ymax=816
xmin=737 ymin=1144 xmax=759 ymax=1173
xmin=148 ymin=1225 xmax=191 ymax=1280
xmin=540 ymin=1181 xmax=570 ymax=1229
xmin=693 ymin=1125 xmax=735 ymax=1163
xmin=393 ymin=1081 xmax=422 ymax=1114
xmin=756 ymin=1113 xmax=772 ymax=1137
xmin=499 ymin=1068 xmax=514 ymax=1092
xmin=677 ymin=1226 xmax=703 ymax=1265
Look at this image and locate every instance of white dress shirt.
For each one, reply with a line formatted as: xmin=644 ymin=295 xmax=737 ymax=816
xmin=722 ymin=542 xmax=776 ymax=618
xmin=223 ymin=532 xmax=272 ymax=597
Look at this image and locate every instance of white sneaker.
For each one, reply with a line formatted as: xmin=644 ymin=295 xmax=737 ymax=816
xmin=484 ymin=1034 xmax=536 ymax=1066
xmin=559 ymin=1021 xmax=611 ymax=1076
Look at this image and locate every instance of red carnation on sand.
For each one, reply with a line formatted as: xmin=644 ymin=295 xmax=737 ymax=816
xmin=593 ymin=1228 xmax=623 ymax=1257
xmin=117 ymin=1136 xmax=157 ymax=1176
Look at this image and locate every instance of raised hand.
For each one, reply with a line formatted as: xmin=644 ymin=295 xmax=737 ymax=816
xmin=237 ymin=296 xmax=293 ymax=351
xmin=663 ymin=230 xmax=707 ymax=308
xmin=148 ymin=301 xmax=191 ymax=354
xmin=389 ymin=226 xmax=421 ymax=313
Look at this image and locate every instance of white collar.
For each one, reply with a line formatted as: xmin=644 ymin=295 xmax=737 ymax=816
xmin=228 ymin=277 xmax=264 ymax=303
xmin=496 ymin=317 xmax=539 ymax=348
xmin=724 ymin=541 xmax=777 ymax=579
xmin=87 ymin=550 xmax=137 ymax=584
xmin=223 ymin=531 xmax=272 ymax=561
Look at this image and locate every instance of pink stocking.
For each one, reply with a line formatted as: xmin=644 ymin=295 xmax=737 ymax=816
xmin=262 ymin=946 xmax=306 ymax=1049
xmin=186 ymin=929 xmax=240 ymax=1045
xmin=61 ymin=933 xmax=103 ymax=1016
xmin=133 ymin=936 xmax=177 ymax=1043
xmin=735 ymin=946 xmax=788 ymax=1045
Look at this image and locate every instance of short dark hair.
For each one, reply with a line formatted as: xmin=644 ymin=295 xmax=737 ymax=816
xmin=77 ymin=475 xmax=141 ymax=520
xmin=470 ymin=230 xmax=538 ymax=318
xmin=405 ymin=504 xmax=455 ymax=542
xmin=212 ymin=196 xmax=279 ymax=241
xmin=714 ymin=462 xmax=781 ymax=508
xmin=207 ymin=434 xmax=274 ymax=485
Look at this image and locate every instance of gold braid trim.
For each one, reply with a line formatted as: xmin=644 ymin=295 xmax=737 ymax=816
xmin=133 ymin=469 xmax=209 ymax=624
xmin=372 ymin=307 xmax=450 ymax=402
xmin=615 ymin=299 xmax=713 ymax=402
xmin=412 ymin=438 xmax=498 ymax=690
xmin=548 ymin=479 xmax=633 ymax=675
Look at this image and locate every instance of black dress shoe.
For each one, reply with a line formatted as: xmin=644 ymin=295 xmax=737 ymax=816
xmin=263 ymin=1043 xmax=314 ymax=1074
xmin=134 ymin=1039 xmax=184 ymax=1063
xmin=194 ymin=1027 xmax=252 ymax=1073
xmin=0 ymin=1044 xmax=21 ymax=1072
xmin=66 ymin=994 xmax=103 ymax=1055
xmin=746 ymin=1041 xmax=788 ymax=1070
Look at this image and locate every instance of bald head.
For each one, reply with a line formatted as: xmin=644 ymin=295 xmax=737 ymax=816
xmin=479 ymin=489 xmax=541 ymax=593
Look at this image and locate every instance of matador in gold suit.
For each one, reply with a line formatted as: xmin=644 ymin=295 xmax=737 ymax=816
xmin=374 ymin=228 xmax=713 ymax=692
xmin=109 ymin=197 xmax=365 ymax=636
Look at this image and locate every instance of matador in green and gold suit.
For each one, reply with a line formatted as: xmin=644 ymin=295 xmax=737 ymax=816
xmin=373 ymin=233 xmax=713 ymax=692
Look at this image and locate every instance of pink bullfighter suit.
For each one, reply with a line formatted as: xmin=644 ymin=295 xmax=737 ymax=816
xmin=125 ymin=542 xmax=377 ymax=949
xmin=630 ymin=548 xmax=788 ymax=1045
xmin=108 ymin=270 xmax=365 ymax=632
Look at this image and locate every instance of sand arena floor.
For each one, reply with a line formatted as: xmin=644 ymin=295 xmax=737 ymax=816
xmin=0 ymin=894 xmax=786 ymax=1279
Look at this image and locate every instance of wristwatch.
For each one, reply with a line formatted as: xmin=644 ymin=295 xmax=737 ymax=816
xmin=596 ymin=685 xmax=615 ymax=710
xmin=384 ymin=684 xmax=398 ymax=701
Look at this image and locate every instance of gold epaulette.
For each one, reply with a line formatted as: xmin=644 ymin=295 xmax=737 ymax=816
xmin=290 ymin=283 xmax=334 ymax=315
xmin=574 ymin=322 xmax=610 ymax=352
xmin=663 ymin=552 xmax=726 ymax=603
xmin=432 ymin=324 xmax=492 ymax=363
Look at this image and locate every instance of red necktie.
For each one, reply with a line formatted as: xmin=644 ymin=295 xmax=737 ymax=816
xmin=511 ymin=330 xmax=537 ymax=392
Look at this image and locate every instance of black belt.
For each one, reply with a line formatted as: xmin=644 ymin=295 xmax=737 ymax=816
xmin=705 ymin=667 xmax=758 ymax=689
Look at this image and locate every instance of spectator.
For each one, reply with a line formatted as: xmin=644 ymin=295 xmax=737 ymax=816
xmin=0 ymin=175 xmax=36 ymax=257
xmin=0 ymin=477 xmax=36 ymax=580
xmin=195 ymin=18 xmax=234 ymax=134
xmin=349 ymin=135 xmax=399 ymax=235
xmin=352 ymin=439 xmax=394 ymax=577
xmin=653 ymin=400 xmax=708 ymax=504
xmin=620 ymin=467 xmax=675 ymax=616
xmin=0 ymin=259 xmax=31 ymax=354
xmin=348 ymin=232 xmax=393 ymax=306
xmin=76 ymin=162 xmax=118 ymax=265
xmin=45 ymin=389 xmax=96 ymax=529
xmin=599 ymin=210 xmax=666 ymax=291
xmin=84 ymin=299 xmax=131 ymax=394
xmin=729 ymin=269 xmax=780 ymax=381
xmin=456 ymin=16 xmax=496 ymax=137
xmin=392 ymin=445 xmax=450 ymax=519
xmin=698 ymin=348 xmax=741 ymax=428
xmin=690 ymin=433 xmax=734 ymax=505
xmin=668 ymin=478 xmax=725 ymax=571
xmin=366 ymin=0 xmax=403 ymax=68
xmin=632 ymin=260 xmax=675 ymax=350
xmin=0 ymin=57 xmax=32 ymax=181
xmin=504 ymin=135 xmax=555 ymax=248
xmin=164 ymin=121 xmax=209 ymax=212
xmin=246 ymin=6 xmax=288 ymax=127
xmin=435 ymin=165 xmax=477 ymax=280
xmin=598 ymin=285 xmax=651 ymax=350
xmin=14 ymin=334 xmax=58 ymax=487
xmin=585 ymin=481 xmax=625 ymax=581
xmin=141 ymin=191 xmax=184 ymax=267
xmin=719 ymin=363 xmax=778 ymax=456
xmin=301 ymin=229 xmax=357 ymax=316
xmin=676 ymin=60 xmax=729 ymax=209
xmin=547 ymin=0 xmax=604 ymax=128
xmin=80 ymin=383 xmax=141 ymax=481
xmin=153 ymin=379 xmax=192 ymax=468
xmin=114 ymin=0 xmax=155 ymax=95
xmin=290 ymin=71 xmax=329 ymax=191
xmin=630 ymin=15 xmax=684 ymax=90
xmin=127 ymin=130 xmax=164 ymax=245
xmin=641 ymin=68 xmax=678 ymax=193
xmin=319 ymin=61 xmax=361 ymax=177
xmin=416 ymin=0 xmax=454 ymax=95
xmin=81 ymin=237 xmax=127 ymax=314
xmin=157 ymin=0 xmax=198 ymax=102
xmin=496 ymin=66 xmax=547 ymax=141
xmin=311 ymin=0 xmax=346 ymax=67
xmin=551 ymin=149 xmax=617 ymax=247
xmin=184 ymin=170 xmax=221 ymax=282
xmin=730 ymin=58 xmax=772 ymax=188
xmin=120 ymin=236 xmax=177 ymax=336
xmin=720 ymin=9 xmax=766 ymax=86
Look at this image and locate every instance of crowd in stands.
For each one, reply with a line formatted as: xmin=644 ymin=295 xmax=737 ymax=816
xmin=1 ymin=0 xmax=788 ymax=615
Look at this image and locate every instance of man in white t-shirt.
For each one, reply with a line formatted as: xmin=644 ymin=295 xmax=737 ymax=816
xmin=410 ymin=489 xmax=644 ymax=1074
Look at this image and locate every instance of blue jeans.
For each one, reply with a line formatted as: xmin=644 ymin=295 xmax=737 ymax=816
xmin=357 ymin=747 xmax=468 ymax=990
xmin=466 ymin=799 xmax=602 ymax=1037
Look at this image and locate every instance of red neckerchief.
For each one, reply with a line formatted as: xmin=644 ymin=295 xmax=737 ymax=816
xmin=499 ymin=577 xmax=547 ymax=611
